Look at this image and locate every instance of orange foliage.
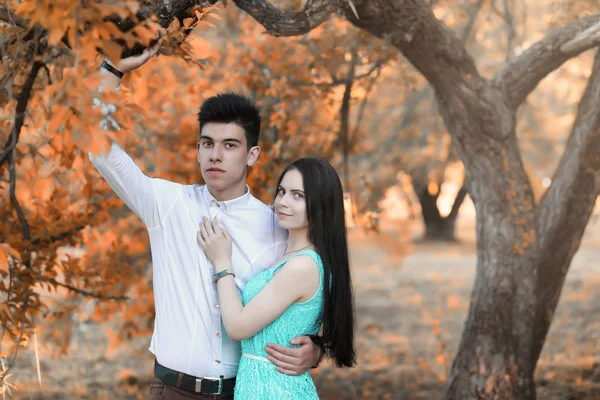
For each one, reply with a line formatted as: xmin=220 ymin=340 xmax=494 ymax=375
xmin=0 ymin=0 xmax=213 ymax=382
xmin=0 ymin=1 xmax=390 ymax=387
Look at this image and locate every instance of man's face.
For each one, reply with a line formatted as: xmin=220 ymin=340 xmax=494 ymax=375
xmin=197 ymin=122 xmax=260 ymax=194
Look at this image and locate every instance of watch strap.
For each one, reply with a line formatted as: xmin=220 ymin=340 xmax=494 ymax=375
xmin=212 ymin=270 xmax=235 ymax=284
xmin=101 ymin=60 xmax=124 ymax=78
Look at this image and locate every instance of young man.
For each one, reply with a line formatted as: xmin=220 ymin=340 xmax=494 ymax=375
xmin=92 ymin=45 xmax=321 ymax=399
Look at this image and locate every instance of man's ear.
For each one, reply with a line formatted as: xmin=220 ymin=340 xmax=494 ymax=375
xmin=247 ymin=146 xmax=261 ymax=167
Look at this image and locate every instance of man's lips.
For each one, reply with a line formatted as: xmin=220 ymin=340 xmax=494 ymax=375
xmin=206 ymin=168 xmax=225 ymax=172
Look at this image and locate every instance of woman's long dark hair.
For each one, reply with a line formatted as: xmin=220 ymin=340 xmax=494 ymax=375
xmin=274 ymin=157 xmax=356 ymax=367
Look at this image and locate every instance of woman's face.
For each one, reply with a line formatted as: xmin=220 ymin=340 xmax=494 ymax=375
xmin=274 ymin=168 xmax=308 ymax=231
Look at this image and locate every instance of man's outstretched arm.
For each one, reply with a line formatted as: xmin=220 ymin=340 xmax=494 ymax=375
xmin=91 ymin=41 xmax=169 ymax=228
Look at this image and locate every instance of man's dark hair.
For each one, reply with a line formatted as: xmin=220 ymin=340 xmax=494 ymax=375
xmin=197 ymin=93 xmax=261 ymax=148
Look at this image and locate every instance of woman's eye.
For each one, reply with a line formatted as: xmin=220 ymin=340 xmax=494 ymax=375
xmin=277 ymin=188 xmax=285 ymax=196
xmin=294 ymin=193 xmax=304 ymax=199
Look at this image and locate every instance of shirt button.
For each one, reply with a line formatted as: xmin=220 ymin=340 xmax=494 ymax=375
xmin=216 ymin=332 xmax=221 ymax=337
xmin=215 ymin=359 xmax=221 ymax=364
xmin=214 ymin=304 xmax=220 ymax=308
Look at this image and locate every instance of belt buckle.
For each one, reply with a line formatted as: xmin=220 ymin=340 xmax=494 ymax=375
xmin=195 ymin=377 xmax=223 ymax=395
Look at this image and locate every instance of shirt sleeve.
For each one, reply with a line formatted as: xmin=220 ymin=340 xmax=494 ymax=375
xmin=89 ymin=142 xmax=179 ymax=229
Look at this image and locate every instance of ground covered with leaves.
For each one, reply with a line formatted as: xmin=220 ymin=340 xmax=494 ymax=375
xmin=9 ymin=219 xmax=600 ymax=399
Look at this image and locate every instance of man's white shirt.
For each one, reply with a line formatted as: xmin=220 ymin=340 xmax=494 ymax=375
xmin=89 ymin=143 xmax=287 ymax=378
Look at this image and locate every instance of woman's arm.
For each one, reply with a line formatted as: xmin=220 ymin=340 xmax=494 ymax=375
xmin=214 ymin=255 xmax=319 ymax=341
xmin=198 ymin=217 xmax=320 ymax=341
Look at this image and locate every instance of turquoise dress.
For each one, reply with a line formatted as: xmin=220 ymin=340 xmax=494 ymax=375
xmin=234 ymin=249 xmax=324 ymax=400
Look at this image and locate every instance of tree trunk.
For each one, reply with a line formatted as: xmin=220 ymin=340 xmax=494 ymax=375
xmin=530 ymin=49 xmax=600 ymax=366
xmin=440 ymin=101 xmax=539 ymax=400
xmin=339 ymin=50 xmax=358 ymax=192
xmin=423 ymin=215 xmax=458 ymax=241
xmin=416 ymin=184 xmax=467 ymax=241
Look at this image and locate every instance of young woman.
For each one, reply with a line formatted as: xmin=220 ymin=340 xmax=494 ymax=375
xmin=198 ymin=157 xmax=356 ymax=399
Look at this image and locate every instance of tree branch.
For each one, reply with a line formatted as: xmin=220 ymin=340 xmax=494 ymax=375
xmin=153 ymin=0 xmax=218 ymax=28
xmin=447 ymin=184 xmax=468 ymax=220
xmin=290 ymin=57 xmax=389 ymax=88
xmin=338 ymin=0 xmax=483 ymax=98
xmin=232 ymin=0 xmax=338 ymax=37
xmin=38 ymin=277 xmax=129 ymax=301
xmin=495 ymin=13 xmax=600 ymax=110
xmin=9 ymin=149 xmax=31 ymax=241
xmin=0 ymin=61 xmax=42 ymax=169
xmin=350 ymin=62 xmax=382 ymax=145
xmin=501 ymin=0 xmax=516 ymax=60
xmin=0 ymin=6 xmax=28 ymax=29
xmin=460 ymin=0 xmax=485 ymax=43
xmin=357 ymin=0 xmax=485 ymax=164
xmin=531 ymin=49 xmax=600 ymax=365
xmin=326 ymin=58 xmax=388 ymax=87
xmin=561 ymin=20 xmax=600 ymax=53
xmin=6 ymin=62 xmax=43 ymax=243
xmin=31 ymin=223 xmax=89 ymax=248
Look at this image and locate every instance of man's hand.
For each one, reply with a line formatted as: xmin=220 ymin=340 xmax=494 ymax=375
xmin=265 ymin=335 xmax=322 ymax=375
xmin=100 ymin=40 xmax=161 ymax=90
xmin=111 ymin=40 xmax=161 ymax=73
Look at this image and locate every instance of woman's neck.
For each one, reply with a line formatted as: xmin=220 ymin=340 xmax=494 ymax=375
xmin=285 ymin=228 xmax=312 ymax=253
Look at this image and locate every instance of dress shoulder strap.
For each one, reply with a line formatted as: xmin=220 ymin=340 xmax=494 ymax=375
xmin=272 ymin=249 xmax=323 ymax=275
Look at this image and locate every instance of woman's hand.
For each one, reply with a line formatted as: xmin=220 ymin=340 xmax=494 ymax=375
xmin=197 ymin=217 xmax=232 ymax=272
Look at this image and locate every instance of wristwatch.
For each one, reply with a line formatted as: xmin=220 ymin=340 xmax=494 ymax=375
xmin=212 ymin=270 xmax=235 ymax=284
xmin=101 ymin=60 xmax=124 ymax=78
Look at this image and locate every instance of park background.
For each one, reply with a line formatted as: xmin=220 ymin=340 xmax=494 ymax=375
xmin=1 ymin=0 xmax=599 ymax=399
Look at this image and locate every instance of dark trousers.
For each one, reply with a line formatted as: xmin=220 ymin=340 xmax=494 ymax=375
xmin=148 ymin=376 xmax=235 ymax=400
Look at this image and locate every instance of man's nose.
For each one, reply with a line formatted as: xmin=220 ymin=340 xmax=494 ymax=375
xmin=209 ymin=145 xmax=223 ymax=162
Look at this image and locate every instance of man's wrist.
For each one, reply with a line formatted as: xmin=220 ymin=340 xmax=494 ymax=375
xmin=101 ymin=60 xmax=124 ymax=78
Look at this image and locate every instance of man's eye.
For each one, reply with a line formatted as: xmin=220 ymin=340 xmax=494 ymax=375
xmin=226 ymin=143 xmax=236 ymax=149
xmin=202 ymin=142 xmax=212 ymax=147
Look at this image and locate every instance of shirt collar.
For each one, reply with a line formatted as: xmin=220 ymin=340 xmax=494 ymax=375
xmin=201 ymin=185 xmax=251 ymax=212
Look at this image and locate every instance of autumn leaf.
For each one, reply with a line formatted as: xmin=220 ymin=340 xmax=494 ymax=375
xmin=102 ymin=40 xmax=123 ymax=65
xmin=0 ymin=303 xmax=12 ymax=321
xmin=183 ymin=18 xmax=195 ymax=29
xmin=32 ymin=177 xmax=54 ymax=201
xmin=0 ymin=251 xmax=9 ymax=272
xmin=0 ymin=244 xmax=21 ymax=261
